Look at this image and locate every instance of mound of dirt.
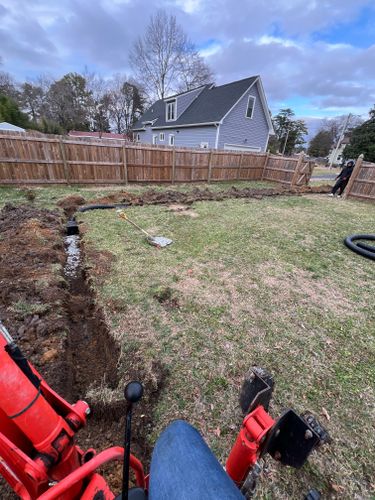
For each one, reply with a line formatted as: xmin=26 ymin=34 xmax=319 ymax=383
xmin=86 ymin=184 xmax=332 ymax=208
xmin=57 ymin=194 xmax=86 ymax=215
xmin=0 ymin=204 xmax=70 ymax=393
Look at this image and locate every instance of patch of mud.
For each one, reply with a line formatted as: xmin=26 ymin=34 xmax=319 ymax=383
xmin=57 ymin=184 xmax=332 ymax=215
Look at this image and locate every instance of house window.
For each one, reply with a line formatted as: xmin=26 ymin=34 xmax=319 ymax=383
xmin=169 ymin=134 xmax=175 ymax=146
xmin=159 ymin=132 xmax=165 ymax=141
xmin=152 ymin=134 xmax=157 ymax=145
xmin=246 ymin=96 xmax=255 ymax=119
xmin=136 ymin=133 xmax=140 ymax=142
xmin=166 ymin=100 xmax=176 ymax=121
xmin=200 ymin=142 xmax=209 ymax=149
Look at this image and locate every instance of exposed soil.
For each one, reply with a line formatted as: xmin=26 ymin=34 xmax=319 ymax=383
xmin=0 ymin=204 xmax=69 ymax=394
xmin=58 ymin=184 xmax=332 ymax=216
xmin=0 ymin=203 xmax=166 ymax=498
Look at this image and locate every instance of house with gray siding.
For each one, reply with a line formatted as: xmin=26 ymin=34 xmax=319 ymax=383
xmin=132 ymin=76 xmax=274 ymax=152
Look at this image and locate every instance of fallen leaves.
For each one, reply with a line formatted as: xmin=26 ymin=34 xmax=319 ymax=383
xmin=321 ymin=407 xmax=331 ymax=421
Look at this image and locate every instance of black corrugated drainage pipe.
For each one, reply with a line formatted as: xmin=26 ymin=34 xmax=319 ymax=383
xmin=344 ymin=234 xmax=375 ymax=261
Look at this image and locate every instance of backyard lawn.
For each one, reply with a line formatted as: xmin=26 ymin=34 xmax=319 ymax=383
xmin=0 ymin=184 xmax=374 ymax=498
xmin=78 ymin=192 xmax=374 ymax=498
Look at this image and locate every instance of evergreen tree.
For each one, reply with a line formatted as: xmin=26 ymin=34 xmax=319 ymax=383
xmin=344 ymin=106 xmax=375 ymax=162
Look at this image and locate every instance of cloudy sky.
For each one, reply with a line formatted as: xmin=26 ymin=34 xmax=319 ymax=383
xmin=1 ymin=0 xmax=374 ymax=125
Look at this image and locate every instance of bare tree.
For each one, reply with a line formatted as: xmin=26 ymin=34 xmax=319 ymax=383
xmin=177 ymin=44 xmax=214 ymax=91
xmin=105 ymin=74 xmax=144 ymax=134
xmin=0 ymin=71 xmax=19 ymax=101
xmin=130 ymin=10 xmax=213 ymax=100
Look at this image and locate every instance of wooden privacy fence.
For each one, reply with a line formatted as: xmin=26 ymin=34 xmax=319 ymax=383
xmin=0 ymin=133 xmax=314 ymax=186
xmin=344 ymin=154 xmax=375 ymax=202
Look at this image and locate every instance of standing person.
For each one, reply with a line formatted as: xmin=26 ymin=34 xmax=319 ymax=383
xmin=329 ymin=160 xmax=355 ymax=197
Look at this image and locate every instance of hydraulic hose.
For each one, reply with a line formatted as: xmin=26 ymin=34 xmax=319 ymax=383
xmin=344 ymin=234 xmax=375 ymax=261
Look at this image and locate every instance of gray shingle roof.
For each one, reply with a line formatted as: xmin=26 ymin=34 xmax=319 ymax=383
xmin=133 ymin=76 xmax=258 ymax=130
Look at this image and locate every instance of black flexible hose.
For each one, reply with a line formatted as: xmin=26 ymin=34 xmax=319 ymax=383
xmin=78 ymin=203 xmax=130 ymax=213
xmin=344 ymin=234 xmax=375 ymax=261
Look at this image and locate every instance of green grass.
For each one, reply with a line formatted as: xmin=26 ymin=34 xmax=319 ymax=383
xmin=80 ymin=193 xmax=375 ymax=499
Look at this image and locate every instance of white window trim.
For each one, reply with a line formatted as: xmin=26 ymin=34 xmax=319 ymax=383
xmin=245 ymin=95 xmax=256 ymax=119
xmin=200 ymin=142 xmax=209 ymax=149
xmin=224 ymin=143 xmax=261 ymax=152
xmin=168 ymin=134 xmax=175 ymax=146
xmin=166 ymin=99 xmax=177 ymax=122
xmin=152 ymin=134 xmax=157 ymax=145
xmin=159 ymin=132 xmax=165 ymax=141
xmin=136 ymin=133 xmax=140 ymax=141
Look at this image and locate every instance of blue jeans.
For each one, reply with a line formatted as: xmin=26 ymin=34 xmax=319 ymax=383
xmin=149 ymin=420 xmax=245 ymax=500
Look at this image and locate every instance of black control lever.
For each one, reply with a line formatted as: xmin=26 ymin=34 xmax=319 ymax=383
xmin=122 ymin=381 xmax=144 ymax=500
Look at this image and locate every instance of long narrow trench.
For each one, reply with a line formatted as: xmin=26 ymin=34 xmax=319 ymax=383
xmin=63 ymin=231 xmax=120 ymax=402
xmin=62 ymin=219 xmax=167 ymax=490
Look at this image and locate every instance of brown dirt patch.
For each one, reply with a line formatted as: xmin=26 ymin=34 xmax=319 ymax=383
xmin=57 ymin=194 xmax=86 ymax=215
xmin=0 ymin=204 xmax=69 ymax=393
xmin=167 ymin=204 xmax=199 ymax=218
xmin=86 ymin=185 xmax=331 ymax=208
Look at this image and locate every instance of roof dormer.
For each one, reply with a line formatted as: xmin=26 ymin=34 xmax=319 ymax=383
xmin=166 ymin=99 xmax=177 ymax=122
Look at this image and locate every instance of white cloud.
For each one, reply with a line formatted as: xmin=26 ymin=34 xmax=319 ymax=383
xmin=256 ymin=35 xmax=301 ymax=49
xmin=1 ymin=0 xmax=374 ymax=118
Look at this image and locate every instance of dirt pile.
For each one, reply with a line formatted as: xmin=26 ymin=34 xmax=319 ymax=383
xmin=87 ymin=184 xmax=332 ymax=208
xmin=0 ymin=204 xmax=69 ymax=392
xmin=56 ymin=184 xmax=332 ymax=215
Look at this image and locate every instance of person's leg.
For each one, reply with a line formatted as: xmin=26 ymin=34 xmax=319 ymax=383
xmin=149 ymin=420 xmax=244 ymax=500
xmin=338 ymin=178 xmax=349 ymax=195
xmin=331 ymin=179 xmax=342 ymax=195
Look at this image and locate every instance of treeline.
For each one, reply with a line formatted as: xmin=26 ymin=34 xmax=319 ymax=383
xmin=0 ymin=9 xmax=213 ymax=136
xmin=306 ymin=108 xmax=375 ymax=163
xmin=0 ymin=70 xmax=145 ymax=135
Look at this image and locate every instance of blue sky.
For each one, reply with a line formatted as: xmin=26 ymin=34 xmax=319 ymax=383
xmin=0 ymin=0 xmax=374 ymax=122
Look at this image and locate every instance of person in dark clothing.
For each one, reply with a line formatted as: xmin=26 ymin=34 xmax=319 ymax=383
xmin=329 ymin=160 xmax=355 ymax=196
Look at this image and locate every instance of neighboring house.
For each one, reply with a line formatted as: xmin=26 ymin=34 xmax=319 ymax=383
xmin=132 ymin=76 xmax=274 ymax=152
xmin=327 ymin=135 xmax=351 ymax=165
xmin=68 ymin=131 xmax=131 ymax=141
xmin=0 ymin=122 xmax=25 ymax=132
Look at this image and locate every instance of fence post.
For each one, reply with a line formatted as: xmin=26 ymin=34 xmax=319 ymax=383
xmin=122 ymin=145 xmax=128 ymax=184
xmin=207 ymin=150 xmax=213 ymax=182
xmin=261 ymin=152 xmax=270 ymax=180
xmin=290 ymin=153 xmax=304 ymax=187
xmin=343 ymin=154 xmax=363 ymax=199
xmin=237 ymin=153 xmax=244 ymax=180
xmin=59 ymin=139 xmax=70 ymax=184
xmin=172 ymin=148 xmax=176 ymax=183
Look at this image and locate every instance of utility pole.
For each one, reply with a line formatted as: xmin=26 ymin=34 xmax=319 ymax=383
xmin=329 ymin=113 xmax=351 ymax=168
xmin=281 ymin=126 xmax=290 ymax=155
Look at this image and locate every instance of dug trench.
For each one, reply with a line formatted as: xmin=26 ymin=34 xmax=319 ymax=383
xmin=0 ymin=203 xmax=165 ymax=498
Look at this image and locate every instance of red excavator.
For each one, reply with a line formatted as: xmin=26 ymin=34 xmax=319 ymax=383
xmin=0 ymin=321 xmax=329 ymax=499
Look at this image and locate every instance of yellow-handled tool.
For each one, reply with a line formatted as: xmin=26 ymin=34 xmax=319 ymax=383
xmin=117 ymin=210 xmax=173 ymax=248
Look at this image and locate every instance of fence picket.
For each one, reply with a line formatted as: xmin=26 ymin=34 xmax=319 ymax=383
xmin=0 ymin=133 xmax=315 ymax=187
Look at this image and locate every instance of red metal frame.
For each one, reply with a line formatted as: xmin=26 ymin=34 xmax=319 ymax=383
xmin=0 ymin=329 xmax=145 ymax=499
xmin=226 ymin=406 xmax=275 ymax=484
